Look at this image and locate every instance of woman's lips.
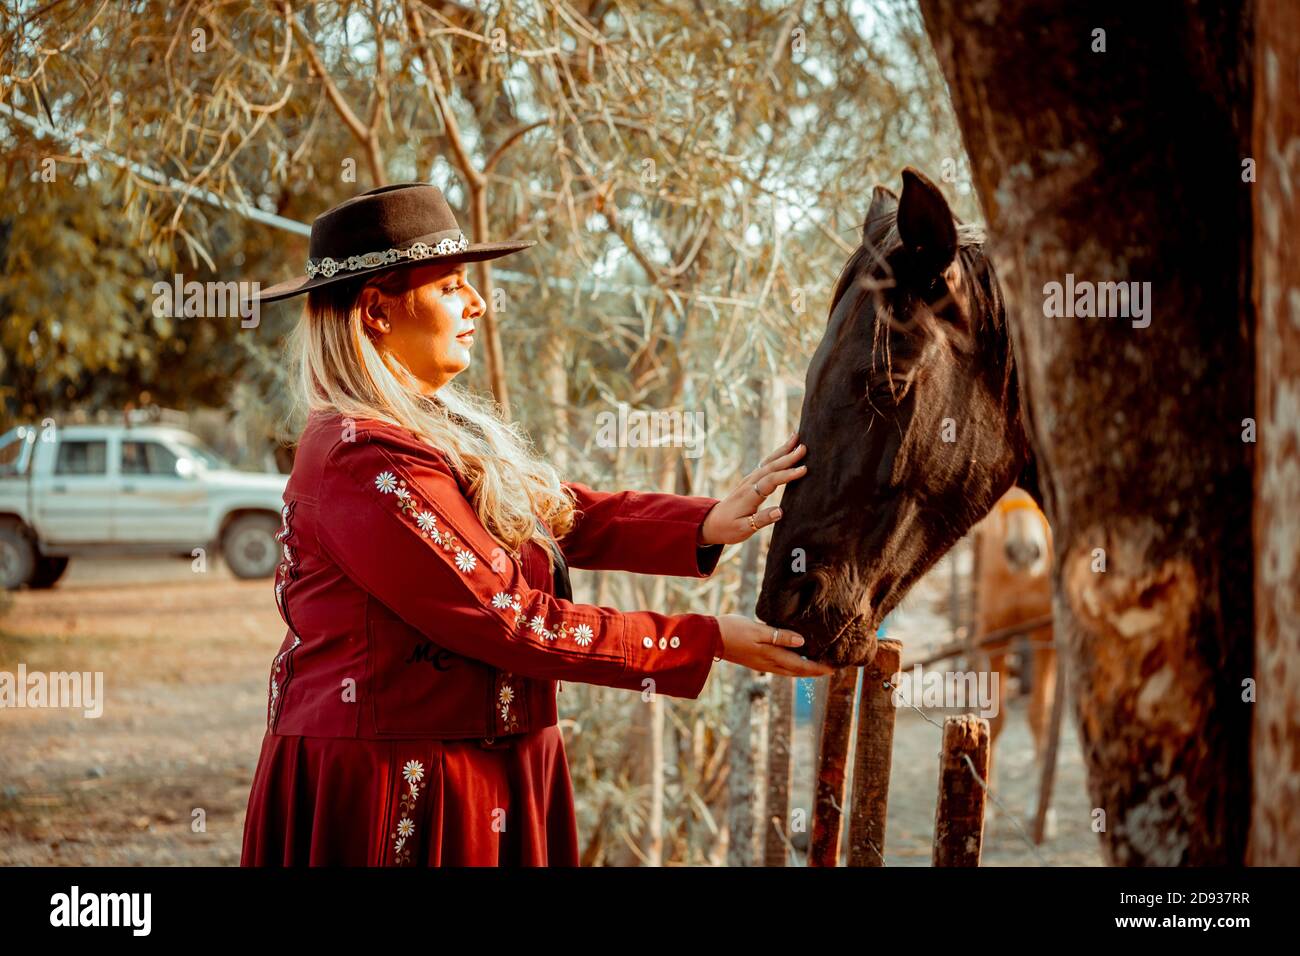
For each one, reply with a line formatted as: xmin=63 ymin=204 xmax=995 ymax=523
xmin=456 ymin=328 xmax=475 ymax=341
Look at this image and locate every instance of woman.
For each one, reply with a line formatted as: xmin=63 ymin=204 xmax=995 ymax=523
xmin=240 ymin=183 xmax=830 ymax=866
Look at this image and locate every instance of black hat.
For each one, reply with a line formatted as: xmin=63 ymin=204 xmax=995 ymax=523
xmin=254 ymin=182 xmax=536 ymax=303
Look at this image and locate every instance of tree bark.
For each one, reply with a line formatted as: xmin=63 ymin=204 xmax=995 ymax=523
xmin=727 ymin=374 xmax=773 ymax=865
xmin=763 ymin=377 xmax=794 ymax=866
xmin=920 ymin=0 xmax=1255 ymax=864
xmin=1248 ymin=0 xmax=1300 ymax=865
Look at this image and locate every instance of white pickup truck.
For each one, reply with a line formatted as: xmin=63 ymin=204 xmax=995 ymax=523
xmin=0 ymin=422 xmax=288 ymax=589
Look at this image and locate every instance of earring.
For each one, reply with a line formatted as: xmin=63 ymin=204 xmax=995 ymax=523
xmin=379 ymin=322 xmax=390 ymax=333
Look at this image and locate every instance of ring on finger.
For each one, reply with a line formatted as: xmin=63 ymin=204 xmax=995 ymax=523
xmin=748 ymin=513 xmax=758 ymax=532
xmin=752 ymin=482 xmax=764 ymax=498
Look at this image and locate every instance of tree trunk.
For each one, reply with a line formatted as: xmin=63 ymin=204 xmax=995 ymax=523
xmin=1248 ymin=0 xmax=1300 ymax=865
xmin=920 ymin=0 xmax=1255 ymax=864
xmin=727 ymin=375 xmax=774 ymax=865
xmin=763 ymin=376 xmax=795 ymax=866
xmin=647 ymin=682 xmax=665 ymax=866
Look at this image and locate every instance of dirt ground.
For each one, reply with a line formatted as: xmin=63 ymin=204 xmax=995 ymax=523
xmin=0 ymin=557 xmax=281 ymax=865
xmin=0 ymin=556 xmax=1102 ymax=866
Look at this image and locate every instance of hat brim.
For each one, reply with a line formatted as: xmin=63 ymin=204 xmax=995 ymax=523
xmin=253 ymin=240 xmax=537 ymax=304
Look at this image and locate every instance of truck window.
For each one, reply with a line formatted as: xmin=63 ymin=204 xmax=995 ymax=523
xmin=0 ymin=429 xmax=33 ymax=477
xmin=54 ymin=440 xmax=108 ymax=475
xmin=172 ymin=438 xmax=230 ymax=471
xmin=122 ymin=440 xmax=181 ymax=476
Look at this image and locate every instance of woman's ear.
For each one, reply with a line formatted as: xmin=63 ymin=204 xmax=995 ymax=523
xmin=358 ymin=284 xmax=391 ymax=335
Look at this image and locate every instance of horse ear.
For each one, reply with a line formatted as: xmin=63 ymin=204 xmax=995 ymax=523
xmin=864 ymin=185 xmax=898 ymax=242
xmin=897 ymin=167 xmax=957 ymax=275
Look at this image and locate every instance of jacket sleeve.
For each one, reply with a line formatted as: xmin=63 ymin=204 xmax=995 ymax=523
xmin=315 ymin=431 xmax=724 ymax=700
xmin=557 ymin=481 xmax=726 ymax=578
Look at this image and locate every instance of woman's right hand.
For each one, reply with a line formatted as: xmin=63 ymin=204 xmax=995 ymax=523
xmin=717 ymin=614 xmax=835 ymax=677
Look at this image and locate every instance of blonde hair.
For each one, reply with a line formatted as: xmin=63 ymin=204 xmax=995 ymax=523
xmin=286 ymin=266 xmax=575 ymax=568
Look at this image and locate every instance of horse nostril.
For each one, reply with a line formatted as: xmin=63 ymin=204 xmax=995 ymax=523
xmin=779 ymin=588 xmax=801 ymax=621
xmin=778 ymin=577 xmax=819 ymax=620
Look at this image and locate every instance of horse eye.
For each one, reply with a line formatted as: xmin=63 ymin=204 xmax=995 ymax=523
xmin=859 ymin=371 xmax=899 ymax=406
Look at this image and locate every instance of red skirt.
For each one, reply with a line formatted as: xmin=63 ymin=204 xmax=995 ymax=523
xmin=240 ymin=726 xmax=581 ymax=866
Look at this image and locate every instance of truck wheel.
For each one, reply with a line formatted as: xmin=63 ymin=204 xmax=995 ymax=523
xmin=28 ymin=556 xmax=70 ymax=589
xmin=0 ymin=521 xmax=37 ymax=590
xmin=222 ymin=514 xmax=281 ymax=579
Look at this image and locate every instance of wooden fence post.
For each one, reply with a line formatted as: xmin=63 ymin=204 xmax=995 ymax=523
xmin=1032 ymin=650 xmax=1067 ymax=844
xmin=764 ymin=676 xmax=796 ymax=866
xmin=932 ymin=715 xmax=990 ymax=867
xmin=808 ymin=665 xmax=859 ymax=866
xmin=847 ymin=639 xmax=902 ymax=866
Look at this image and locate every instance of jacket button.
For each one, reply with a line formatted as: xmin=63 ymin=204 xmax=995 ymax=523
xmin=658 ymin=637 xmax=667 ymax=650
xmin=642 ymin=636 xmax=653 ymax=648
xmin=670 ymin=636 xmax=680 ymax=648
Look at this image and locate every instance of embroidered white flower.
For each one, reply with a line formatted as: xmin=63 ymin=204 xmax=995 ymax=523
xmin=573 ymin=624 xmax=595 ymax=646
xmin=416 ymin=512 xmax=438 ymax=533
xmin=454 ymin=549 xmax=477 ymax=573
xmin=397 ymin=817 xmax=415 ymax=838
xmin=499 ymin=685 xmax=514 ymax=706
xmin=492 ymin=592 xmax=514 ymax=609
xmin=394 ymin=486 xmax=411 ymax=501
xmin=402 ymin=760 xmax=425 ymax=785
xmin=394 ymin=836 xmax=407 ymax=853
xmin=375 ymin=471 xmax=398 ymax=494
xmin=529 ymin=615 xmax=550 ymax=637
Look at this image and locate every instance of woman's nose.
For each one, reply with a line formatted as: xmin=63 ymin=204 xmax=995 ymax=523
xmin=467 ymin=284 xmax=486 ymax=318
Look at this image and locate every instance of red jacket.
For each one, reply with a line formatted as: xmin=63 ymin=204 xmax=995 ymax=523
xmin=265 ymin=409 xmax=726 ymax=743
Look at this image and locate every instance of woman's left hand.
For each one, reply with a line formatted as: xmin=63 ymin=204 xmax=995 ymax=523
xmin=698 ymin=433 xmax=807 ymax=546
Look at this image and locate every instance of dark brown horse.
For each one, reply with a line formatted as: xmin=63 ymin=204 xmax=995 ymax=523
xmin=755 ymin=168 xmax=1038 ymax=667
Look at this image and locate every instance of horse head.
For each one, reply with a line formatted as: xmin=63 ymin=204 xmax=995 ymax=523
xmin=755 ymin=168 xmax=1037 ymax=667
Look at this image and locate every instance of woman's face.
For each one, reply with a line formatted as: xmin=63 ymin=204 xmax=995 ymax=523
xmin=359 ymin=261 xmax=486 ymax=392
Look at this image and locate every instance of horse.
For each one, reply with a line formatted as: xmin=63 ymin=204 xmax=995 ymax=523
xmin=755 ymin=167 xmax=1039 ymax=672
xmin=971 ymin=486 xmax=1056 ymax=824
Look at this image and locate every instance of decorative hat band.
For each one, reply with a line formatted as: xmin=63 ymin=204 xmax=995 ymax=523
xmin=305 ymin=233 xmax=469 ymax=279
